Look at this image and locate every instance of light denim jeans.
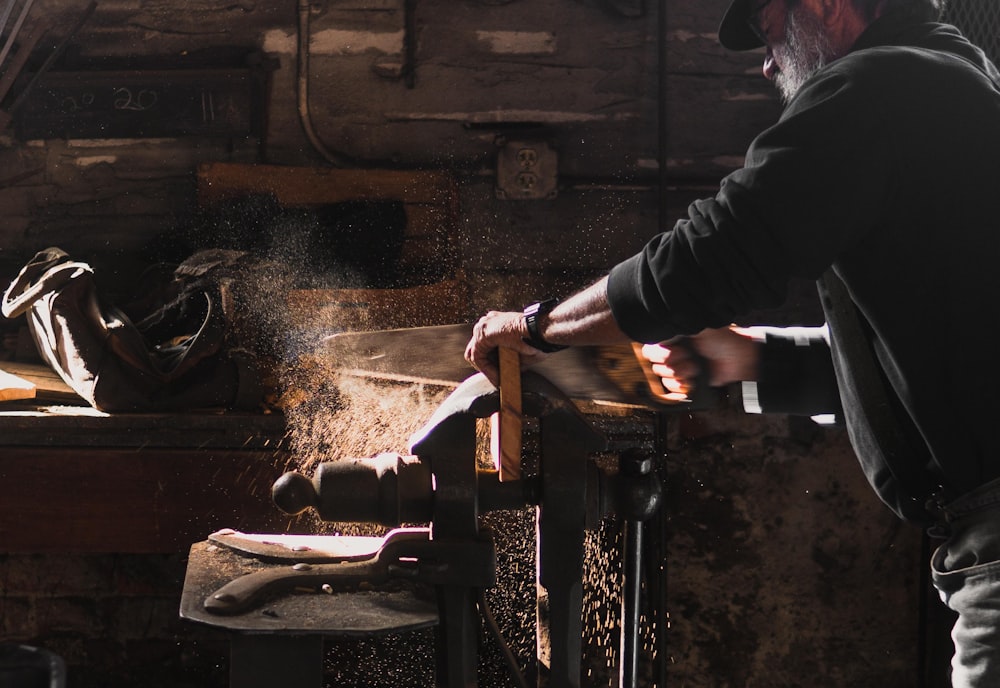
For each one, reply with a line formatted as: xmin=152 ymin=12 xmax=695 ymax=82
xmin=931 ymin=477 xmax=1000 ymax=687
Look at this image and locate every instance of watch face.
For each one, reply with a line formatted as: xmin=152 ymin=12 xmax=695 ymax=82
xmin=526 ymin=298 xmax=558 ymax=316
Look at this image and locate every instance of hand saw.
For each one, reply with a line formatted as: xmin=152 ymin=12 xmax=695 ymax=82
xmin=318 ymin=322 xmax=710 ymax=409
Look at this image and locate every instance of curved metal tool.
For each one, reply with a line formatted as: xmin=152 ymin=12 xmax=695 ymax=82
xmin=204 ymin=527 xmax=497 ymax=616
xmin=206 ymin=529 xmax=387 ymax=564
xmin=204 ymin=528 xmax=429 ymax=615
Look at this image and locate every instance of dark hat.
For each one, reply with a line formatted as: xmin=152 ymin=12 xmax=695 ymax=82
xmin=718 ymin=0 xmax=766 ymax=51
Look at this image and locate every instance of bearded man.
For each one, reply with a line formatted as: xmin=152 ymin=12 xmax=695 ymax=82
xmin=465 ymin=0 xmax=1000 ymax=684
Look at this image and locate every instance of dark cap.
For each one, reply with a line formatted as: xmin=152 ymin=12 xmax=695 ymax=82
xmin=718 ymin=0 xmax=766 ymax=51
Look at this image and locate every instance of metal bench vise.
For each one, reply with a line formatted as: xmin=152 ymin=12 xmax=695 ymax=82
xmin=180 ymin=371 xmax=662 ymax=688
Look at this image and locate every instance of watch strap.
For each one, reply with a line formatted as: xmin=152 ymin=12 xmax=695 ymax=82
xmin=522 ymin=299 xmax=568 ymax=353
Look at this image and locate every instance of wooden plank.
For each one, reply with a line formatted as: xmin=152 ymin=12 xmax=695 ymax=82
xmin=197 ymin=162 xmax=457 ymax=207
xmin=490 ymin=347 xmax=522 ymax=482
xmin=286 ymin=280 xmax=470 ymax=331
xmin=0 ymin=409 xmax=287 ymax=450
xmin=16 ymin=69 xmax=262 ymax=140
xmin=0 ymin=447 xmax=311 ymax=553
xmin=0 ymin=369 xmax=36 ymax=402
xmin=0 ymin=361 xmax=80 ymax=403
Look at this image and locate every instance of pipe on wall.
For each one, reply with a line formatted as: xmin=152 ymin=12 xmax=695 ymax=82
xmin=296 ymin=0 xmax=355 ymax=167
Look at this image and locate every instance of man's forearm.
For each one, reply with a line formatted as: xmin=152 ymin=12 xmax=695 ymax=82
xmin=537 ymin=276 xmax=633 ymax=347
xmin=465 ymin=275 xmax=633 ymax=383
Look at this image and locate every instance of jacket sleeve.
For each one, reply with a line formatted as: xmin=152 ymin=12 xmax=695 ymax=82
xmin=606 ymin=60 xmax=894 ymax=344
xmin=740 ymin=326 xmax=842 ymax=419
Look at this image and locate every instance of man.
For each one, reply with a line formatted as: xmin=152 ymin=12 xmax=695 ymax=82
xmin=465 ymin=0 xmax=1000 ymax=684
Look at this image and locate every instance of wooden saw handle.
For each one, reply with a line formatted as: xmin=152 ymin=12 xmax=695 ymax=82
xmin=490 ymin=347 xmax=522 ymax=481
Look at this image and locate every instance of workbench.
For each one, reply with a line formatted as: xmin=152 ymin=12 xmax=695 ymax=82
xmin=0 ymin=401 xmax=308 ymax=554
xmin=0 ymin=357 xmax=661 ymax=556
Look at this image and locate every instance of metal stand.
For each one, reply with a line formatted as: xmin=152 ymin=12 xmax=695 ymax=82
xmin=180 ymin=371 xmax=664 ymax=688
xmin=229 ymin=635 xmax=324 ymax=688
xmin=179 ymin=533 xmax=441 ymax=688
xmin=616 ymin=448 xmax=664 ymax=688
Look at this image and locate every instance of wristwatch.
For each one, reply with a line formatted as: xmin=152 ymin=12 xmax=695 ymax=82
xmin=522 ymin=299 xmax=568 ymax=353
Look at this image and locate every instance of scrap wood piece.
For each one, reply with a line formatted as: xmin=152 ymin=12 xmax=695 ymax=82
xmin=0 ymin=366 xmax=35 ymax=401
xmin=0 ymin=361 xmax=81 ymax=403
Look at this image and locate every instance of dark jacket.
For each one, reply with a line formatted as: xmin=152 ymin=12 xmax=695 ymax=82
xmin=606 ymin=12 xmax=1000 ymax=522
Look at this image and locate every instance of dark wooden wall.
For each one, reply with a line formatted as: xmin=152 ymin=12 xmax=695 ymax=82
xmin=0 ymin=1 xmax=935 ymax=686
xmin=0 ymin=0 xmax=786 ymax=303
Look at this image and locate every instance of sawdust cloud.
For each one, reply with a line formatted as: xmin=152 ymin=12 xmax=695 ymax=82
xmin=192 ymin=197 xmax=454 ymax=685
xmin=281 ymin=364 xmax=451 ymax=470
xmin=189 ymin=195 xmax=655 ymax=686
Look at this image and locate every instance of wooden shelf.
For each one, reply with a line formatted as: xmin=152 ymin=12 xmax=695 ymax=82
xmin=0 ymin=445 xmax=307 ymax=553
xmin=0 ymin=405 xmax=287 ymax=450
xmin=0 ymin=367 xmax=297 ymax=553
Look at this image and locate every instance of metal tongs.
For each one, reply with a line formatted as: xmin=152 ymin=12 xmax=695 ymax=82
xmin=203 ymin=527 xmax=496 ymax=616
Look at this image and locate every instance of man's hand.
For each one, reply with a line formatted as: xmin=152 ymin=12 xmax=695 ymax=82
xmin=640 ymin=326 xmax=760 ymax=396
xmin=465 ymin=277 xmax=633 ymax=386
xmin=464 ymin=310 xmax=551 ymax=386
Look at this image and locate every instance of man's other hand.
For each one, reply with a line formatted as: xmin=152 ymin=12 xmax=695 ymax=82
xmin=640 ymin=326 xmax=760 ymax=396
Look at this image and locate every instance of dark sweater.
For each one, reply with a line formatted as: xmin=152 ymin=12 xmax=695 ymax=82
xmin=606 ymin=13 xmax=1000 ymax=521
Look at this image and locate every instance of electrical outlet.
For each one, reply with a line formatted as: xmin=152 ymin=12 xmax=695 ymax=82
xmin=496 ymin=140 xmax=557 ymax=200
xmin=516 ymin=148 xmax=538 ymax=168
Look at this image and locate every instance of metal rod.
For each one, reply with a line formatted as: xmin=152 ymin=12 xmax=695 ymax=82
xmin=295 ymin=0 xmax=354 ymax=167
xmin=436 ymin=586 xmax=479 ymax=688
xmin=0 ymin=0 xmax=19 ymax=47
xmin=8 ymin=1 xmax=97 ymax=115
xmin=0 ymin=19 xmax=40 ymax=104
xmin=0 ymin=0 xmax=36 ymax=68
xmin=620 ymin=518 xmax=643 ymax=688
xmin=653 ymin=412 xmax=670 ymax=688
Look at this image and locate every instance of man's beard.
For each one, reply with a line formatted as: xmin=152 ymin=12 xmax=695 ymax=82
xmin=774 ymin=5 xmax=835 ymax=103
